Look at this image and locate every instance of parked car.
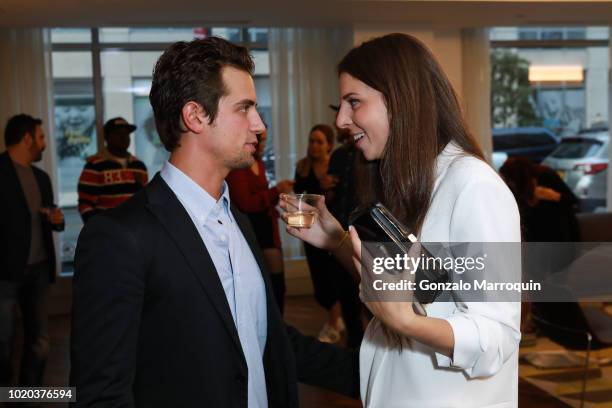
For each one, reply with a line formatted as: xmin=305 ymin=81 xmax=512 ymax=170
xmin=493 ymin=127 xmax=559 ymax=163
xmin=543 ymin=128 xmax=609 ymax=212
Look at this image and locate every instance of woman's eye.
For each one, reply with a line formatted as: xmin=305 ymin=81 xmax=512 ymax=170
xmin=348 ymin=99 xmax=360 ymax=108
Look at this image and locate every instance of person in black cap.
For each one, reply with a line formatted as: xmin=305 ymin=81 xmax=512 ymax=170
xmin=77 ymin=117 xmax=148 ymax=222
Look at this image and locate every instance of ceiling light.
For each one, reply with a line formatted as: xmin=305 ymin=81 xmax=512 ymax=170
xmin=528 ymin=65 xmax=584 ymax=82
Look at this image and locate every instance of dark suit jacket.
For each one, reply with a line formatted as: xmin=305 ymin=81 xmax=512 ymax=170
xmin=70 ymin=174 xmax=359 ymax=407
xmin=0 ymin=151 xmax=63 ymax=282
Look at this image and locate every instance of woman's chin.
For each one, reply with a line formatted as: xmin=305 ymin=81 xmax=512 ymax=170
xmin=359 ymin=147 xmax=380 ymax=161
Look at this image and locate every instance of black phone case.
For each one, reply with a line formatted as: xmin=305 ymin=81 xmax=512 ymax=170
xmin=349 ymin=203 xmax=449 ymax=304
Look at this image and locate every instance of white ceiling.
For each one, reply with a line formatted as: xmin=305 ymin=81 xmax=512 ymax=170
xmin=1 ymin=1 xmax=612 ymax=28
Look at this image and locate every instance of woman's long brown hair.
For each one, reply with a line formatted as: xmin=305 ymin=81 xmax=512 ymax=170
xmin=338 ymin=33 xmax=484 ymax=237
xmin=338 ymin=33 xmax=485 ymax=348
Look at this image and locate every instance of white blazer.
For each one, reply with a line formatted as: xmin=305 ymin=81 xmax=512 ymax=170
xmin=359 ymin=142 xmax=522 ymax=408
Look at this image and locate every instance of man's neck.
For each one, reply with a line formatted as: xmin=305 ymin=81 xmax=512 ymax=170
xmin=7 ymin=148 xmax=31 ymax=167
xmin=169 ymin=149 xmax=226 ymax=201
xmin=107 ymin=147 xmax=129 ymax=158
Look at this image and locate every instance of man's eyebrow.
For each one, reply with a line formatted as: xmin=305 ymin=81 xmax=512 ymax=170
xmin=234 ymin=99 xmax=257 ymax=107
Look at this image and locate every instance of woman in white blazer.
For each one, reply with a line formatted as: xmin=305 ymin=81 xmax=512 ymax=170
xmin=281 ymin=33 xmax=522 ymax=408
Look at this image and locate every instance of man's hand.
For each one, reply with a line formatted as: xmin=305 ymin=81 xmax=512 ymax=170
xmin=41 ymin=207 xmax=65 ymax=226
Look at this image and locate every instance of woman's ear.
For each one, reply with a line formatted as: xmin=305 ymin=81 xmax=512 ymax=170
xmin=181 ymin=101 xmax=208 ymax=134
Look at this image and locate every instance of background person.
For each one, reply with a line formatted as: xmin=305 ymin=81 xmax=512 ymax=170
xmin=0 ymin=114 xmax=65 ymax=386
xmin=77 ymin=117 xmax=148 ymax=222
xmin=294 ymin=125 xmax=345 ymax=344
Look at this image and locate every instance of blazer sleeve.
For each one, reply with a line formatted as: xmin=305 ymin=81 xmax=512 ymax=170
xmin=286 ymin=324 xmax=360 ymax=399
xmin=70 ymin=215 xmax=145 ymax=407
xmin=435 ymin=176 xmax=522 ymax=378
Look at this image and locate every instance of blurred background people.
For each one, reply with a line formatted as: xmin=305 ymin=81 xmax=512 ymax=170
xmin=293 ymin=124 xmax=363 ymax=348
xmin=0 ymin=114 xmax=65 ymax=386
xmin=500 ymin=156 xmax=580 ymax=242
xmin=227 ymin=127 xmax=294 ymax=313
xmin=77 ymin=117 xmax=148 ymax=223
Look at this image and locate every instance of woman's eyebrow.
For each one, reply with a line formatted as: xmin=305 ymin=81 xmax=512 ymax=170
xmin=341 ymin=92 xmax=358 ymax=100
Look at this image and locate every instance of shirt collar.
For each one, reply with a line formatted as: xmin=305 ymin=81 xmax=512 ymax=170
xmin=435 ymin=140 xmax=465 ymax=179
xmin=160 ymin=161 xmax=232 ymax=224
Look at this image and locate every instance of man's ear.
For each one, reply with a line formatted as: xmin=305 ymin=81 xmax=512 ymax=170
xmin=22 ymin=132 xmax=33 ymax=148
xmin=181 ymin=102 xmax=209 ymax=134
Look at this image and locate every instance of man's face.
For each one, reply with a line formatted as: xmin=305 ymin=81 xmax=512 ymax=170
xmin=204 ymin=66 xmax=265 ymax=172
xmin=106 ymin=128 xmax=131 ymax=153
xmin=28 ymin=125 xmax=46 ymax=162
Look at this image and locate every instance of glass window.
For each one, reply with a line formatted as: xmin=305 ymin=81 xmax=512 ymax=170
xmin=100 ymin=27 xmax=201 ymax=43
xmin=490 ymin=26 xmax=610 ymax=212
xmin=551 ymin=138 xmax=604 ymax=159
xmin=51 ymin=50 xmax=95 ymax=273
xmin=248 ymin=28 xmax=269 ymax=44
xmin=211 ymin=28 xmax=242 ymax=42
xmin=101 ymin=50 xmax=167 ymax=174
xmin=50 ymin=28 xmax=91 ymax=43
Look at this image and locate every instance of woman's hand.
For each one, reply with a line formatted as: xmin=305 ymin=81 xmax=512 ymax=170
xmin=348 ymin=226 xmax=418 ymax=334
xmin=279 ymin=194 xmax=345 ymax=251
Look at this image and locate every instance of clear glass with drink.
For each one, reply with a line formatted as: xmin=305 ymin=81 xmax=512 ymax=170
xmin=283 ymin=194 xmax=323 ymax=228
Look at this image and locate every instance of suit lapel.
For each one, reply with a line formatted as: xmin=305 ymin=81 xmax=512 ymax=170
xmin=145 ymin=174 xmax=245 ymax=358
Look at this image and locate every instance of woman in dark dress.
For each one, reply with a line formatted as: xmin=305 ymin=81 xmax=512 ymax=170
xmin=294 ymin=125 xmax=364 ymax=348
xmin=227 ymin=130 xmax=294 ymax=313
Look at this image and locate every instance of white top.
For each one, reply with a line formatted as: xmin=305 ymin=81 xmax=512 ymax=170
xmin=360 ymin=142 xmax=522 ymax=408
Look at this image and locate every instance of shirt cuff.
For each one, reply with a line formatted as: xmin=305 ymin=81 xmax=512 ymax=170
xmin=435 ymin=314 xmax=481 ymax=372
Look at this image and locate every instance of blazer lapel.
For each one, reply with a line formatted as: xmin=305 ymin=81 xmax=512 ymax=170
xmin=145 ymin=174 xmax=245 ymax=358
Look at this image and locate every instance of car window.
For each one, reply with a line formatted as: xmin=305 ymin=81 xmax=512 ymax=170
xmin=531 ymin=133 xmax=557 ymax=146
xmin=550 ymin=138 xmax=603 ymax=159
xmin=493 ymin=132 xmax=556 ymax=151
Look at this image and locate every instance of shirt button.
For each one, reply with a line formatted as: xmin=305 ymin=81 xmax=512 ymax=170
xmin=220 ymin=235 xmax=227 ymax=242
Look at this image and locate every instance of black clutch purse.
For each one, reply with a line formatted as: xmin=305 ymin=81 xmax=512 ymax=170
xmin=349 ymin=203 xmax=449 ymax=309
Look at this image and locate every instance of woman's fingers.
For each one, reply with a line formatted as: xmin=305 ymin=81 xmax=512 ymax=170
xmin=348 ymin=225 xmax=362 ymax=260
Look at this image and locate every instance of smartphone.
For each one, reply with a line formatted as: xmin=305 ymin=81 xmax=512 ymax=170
xmin=349 ymin=203 xmax=449 ymax=314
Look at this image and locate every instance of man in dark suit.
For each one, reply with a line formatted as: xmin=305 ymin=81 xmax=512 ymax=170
xmin=0 ymin=114 xmax=65 ymax=386
xmin=70 ymin=37 xmax=359 ymax=407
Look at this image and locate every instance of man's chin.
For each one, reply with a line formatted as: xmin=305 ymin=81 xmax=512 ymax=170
xmin=228 ymin=153 xmax=255 ymax=170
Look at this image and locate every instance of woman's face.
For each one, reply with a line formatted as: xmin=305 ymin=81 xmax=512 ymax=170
xmin=308 ymin=130 xmax=330 ymax=159
xmin=336 ymin=72 xmax=389 ymax=161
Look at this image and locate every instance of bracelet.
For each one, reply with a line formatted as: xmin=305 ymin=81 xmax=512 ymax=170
xmin=331 ymin=230 xmax=350 ymax=253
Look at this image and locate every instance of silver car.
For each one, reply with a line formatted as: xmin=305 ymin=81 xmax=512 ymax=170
xmin=543 ymin=129 xmax=609 ymax=212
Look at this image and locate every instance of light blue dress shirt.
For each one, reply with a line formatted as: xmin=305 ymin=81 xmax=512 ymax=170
xmin=161 ymin=162 xmax=268 ymax=408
